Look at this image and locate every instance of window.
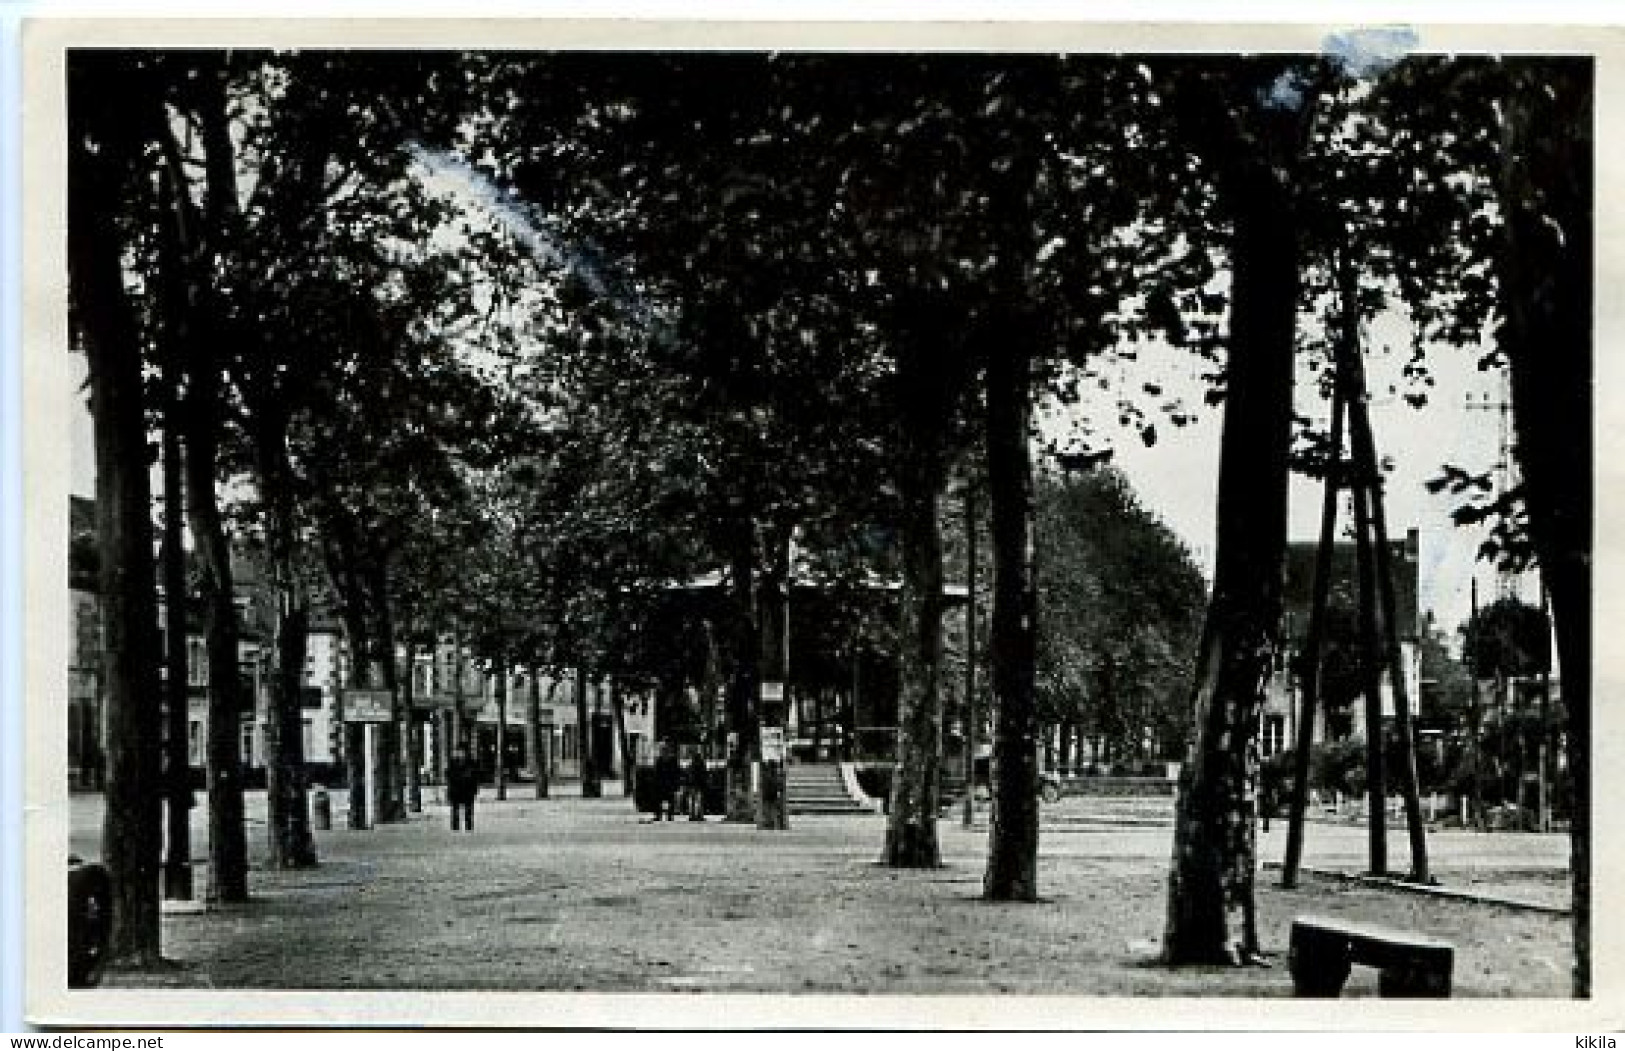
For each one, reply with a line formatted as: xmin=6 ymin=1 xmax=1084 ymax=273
xmin=1264 ymin=715 xmax=1286 ymax=757
xmin=189 ymin=721 xmax=202 ymax=767
xmin=188 ymin=639 xmax=208 ymax=687
xmin=302 ymin=719 xmax=315 ymax=760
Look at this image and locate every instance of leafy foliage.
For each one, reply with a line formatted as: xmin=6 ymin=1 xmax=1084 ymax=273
xmin=1461 ymin=596 xmax=1552 ymax=680
xmin=1034 ymin=466 xmax=1206 ymax=762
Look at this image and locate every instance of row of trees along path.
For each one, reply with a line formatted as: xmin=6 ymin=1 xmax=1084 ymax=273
xmin=68 ymin=49 xmax=1590 ymax=994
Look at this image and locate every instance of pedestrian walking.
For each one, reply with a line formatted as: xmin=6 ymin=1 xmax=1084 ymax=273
xmin=685 ymin=748 xmax=709 ymax=822
xmin=446 ymin=745 xmax=480 ymax=831
xmin=654 ymin=740 xmax=682 ymax=821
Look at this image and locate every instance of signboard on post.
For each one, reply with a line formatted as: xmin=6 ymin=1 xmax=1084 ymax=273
xmin=760 ymin=726 xmax=786 ymax=763
xmin=343 ymin=689 xmax=394 ymax=723
xmin=760 ymin=681 xmax=785 ymax=705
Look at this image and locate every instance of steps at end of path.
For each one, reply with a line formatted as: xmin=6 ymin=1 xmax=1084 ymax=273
xmin=786 ymin=763 xmax=874 ymax=815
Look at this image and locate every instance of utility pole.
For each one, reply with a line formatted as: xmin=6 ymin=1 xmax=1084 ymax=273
xmin=1465 ymin=374 xmax=1527 ymax=827
xmin=1464 ymin=380 xmax=1520 ymax=601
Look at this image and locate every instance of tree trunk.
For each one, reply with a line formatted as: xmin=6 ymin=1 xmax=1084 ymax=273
xmin=494 ymin=658 xmax=509 ymax=801
xmin=69 ymin=73 xmax=166 ymax=961
xmin=1350 ymin=471 xmax=1388 ymax=876
xmin=336 ymin=581 xmax=371 ymax=830
xmin=725 ymin=533 xmax=760 ymax=822
xmin=366 ymin=697 xmax=387 ymax=831
xmin=611 ymin=680 xmax=634 ymax=796
xmin=524 ymin=665 xmax=540 ymax=790
xmin=884 ymin=441 xmax=947 ymax=868
xmin=257 ymin=423 xmax=317 ymax=869
xmin=983 ymin=341 xmax=1040 ymax=900
xmin=451 ymin=627 xmax=466 ymax=754
xmin=528 ymin=666 xmax=551 ymax=799
xmin=962 ymin=485 xmax=980 ymax=829
xmin=160 ymin=378 xmax=193 ymax=901
xmin=1501 ymin=59 xmax=1592 ymax=997
xmin=153 ymin=163 xmax=196 ymax=903
xmin=756 ymin=528 xmax=791 ymax=831
xmin=577 ymin=666 xmax=601 ymax=797
xmin=373 ymin=569 xmax=405 ymax=823
xmin=178 ymin=350 xmax=248 ymax=901
xmin=701 ymin=620 xmax=721 ymax=759
xmin=175 ymin=47 xmax=251 ymax=904
xmin=402 ymin=630 xmax=422 ymax=814
xmin=1162 ymin=141 xmax=1300 ymax=965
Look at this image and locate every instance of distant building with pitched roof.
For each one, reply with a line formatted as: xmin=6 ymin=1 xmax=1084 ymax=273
xmin=1260 ymin=527 xmax=1422 ymax=756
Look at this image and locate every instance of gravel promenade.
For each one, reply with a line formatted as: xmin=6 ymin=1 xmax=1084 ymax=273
xmin=64 ymin=787 xmax=1574 ymax=1002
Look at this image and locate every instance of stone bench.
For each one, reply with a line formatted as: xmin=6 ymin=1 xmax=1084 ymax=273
xmin=1289 ymin=916 xmax=1453 ymax=998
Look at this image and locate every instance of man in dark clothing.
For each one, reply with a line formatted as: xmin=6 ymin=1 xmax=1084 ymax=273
xmin=446 ymin=745 xmax=480 ymax=831
xmin=685 ymin=749 xmax=709 ymax=822
xmin=653 ymin=741 xmax=682 ymax=821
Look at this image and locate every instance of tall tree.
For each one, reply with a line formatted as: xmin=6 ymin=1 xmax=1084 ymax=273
xmin=156 ymin=236 xmax=193 ymax=904
xmin=464 ymin=55 xmax=903 ymax=827
xmin=1162 ymin=60 xmax=1325 ymax=965
xmin=1376 ymin=54 xmax=1590 ymax=995
xmin=155 ymin=51 xmax=475 ymax=860
xmin=1034 ymin=468 xmax=1206 ymax=769
xmin=67 ymin=51 xmax=167 ymax=965
xmin=982 ymin=325 xmax=1040 ymax=895
xmin=1499 ymin=59 xmax=1592 ymax=998
xmin=156 ymin=60 xmax=252 ymax=899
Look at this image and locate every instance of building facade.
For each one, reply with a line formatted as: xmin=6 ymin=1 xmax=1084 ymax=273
xmin=1259 ymin=528 xmax=1423 ymax=757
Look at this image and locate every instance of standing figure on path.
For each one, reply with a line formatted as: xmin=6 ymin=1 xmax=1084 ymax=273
xmin=446 ymin=745 xmax=480 ymax=831
xmin=654 ymin=740 xmax=682 ymax=821
xmin=686 ymin=748 xmax=709 ymax=822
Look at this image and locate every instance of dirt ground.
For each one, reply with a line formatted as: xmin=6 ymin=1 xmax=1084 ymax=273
xmin=86 ymin=792 xmax=1573 ymax=999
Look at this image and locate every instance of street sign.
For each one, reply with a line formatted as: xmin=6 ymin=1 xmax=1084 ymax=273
xmin=760 ymin=726 xmax=786 ymax=763
xmin=761 ymin=681 xmax=785 ymax=704
xmin=342 ymin=689 xmax=394 ymax=723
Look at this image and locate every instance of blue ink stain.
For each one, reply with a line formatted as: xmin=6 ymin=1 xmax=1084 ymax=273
xmin=1324 ymin=26 xmax=1421 ymax=78
xmin=1266 ymin=72 xmax=1306 ymax=111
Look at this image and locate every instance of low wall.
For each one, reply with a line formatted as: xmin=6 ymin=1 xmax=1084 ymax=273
xmin=1062 ymin=776 xmax=1177 ymax=797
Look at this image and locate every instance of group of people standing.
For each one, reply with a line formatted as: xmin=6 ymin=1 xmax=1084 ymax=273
xmin=438 ymin=738 xmax=712 ymax=830
xmin=652 ymin=740 xmax=709 ymax=822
